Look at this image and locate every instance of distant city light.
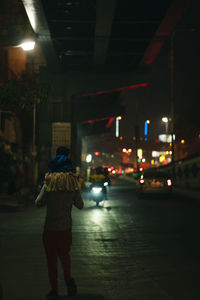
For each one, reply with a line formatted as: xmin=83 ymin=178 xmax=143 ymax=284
xmin=86 ymin=154 xmax=92 ymax=163
xmin=137 ymin=148 xmax=143 ymax=159
xmin=158 ymin=134 xmax=176 ymax=143
xmin=181 ymin=139 xmax=185 ymax=144
xmin=152 ymin=150 xmax=171 ymax=157
xmin=144 ymin=120 xmax=150 ymax=140
xmin=162 ymin=117 xmax=169 ymax=123
xmin=144 ymin=121 xmax=148 ymax=136
xmin=159 ymin=155 xmax=165 ymax=162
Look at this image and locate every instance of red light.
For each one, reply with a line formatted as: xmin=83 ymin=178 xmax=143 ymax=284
xmin=142 ymin=40 xmax=164 ymax=65
xmin=140 ymin=179 xmax=145 ymax=184
xmin=81 ymin=82 xmax=149 ymax=97
xmin=94 ymin=152 xmax=100 ymax=156
xmin=106 ymin=117 xmax=115 ymax=128
xmin=128 ymin=83 xmax=149 ymax=89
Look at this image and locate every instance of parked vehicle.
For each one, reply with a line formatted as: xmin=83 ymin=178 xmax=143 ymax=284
xmin=136 ymin=170 xmax=173 ymax=196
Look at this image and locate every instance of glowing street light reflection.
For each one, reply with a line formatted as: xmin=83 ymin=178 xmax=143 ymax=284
xmin=90 ymin=210 xmax=103 ymax=225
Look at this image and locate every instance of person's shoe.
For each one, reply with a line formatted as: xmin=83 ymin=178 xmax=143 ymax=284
xmin=66 ymin=277 xmax=77 ymax=297
xmin=46 ymin=290 xmax=58 ymax=298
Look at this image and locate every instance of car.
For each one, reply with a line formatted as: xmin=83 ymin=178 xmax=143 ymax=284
xmin=136 ymin=170 xmax=173 ymax=196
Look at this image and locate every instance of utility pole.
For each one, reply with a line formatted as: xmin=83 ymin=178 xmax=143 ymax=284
xmin=32 ymin=102 xmax=38 ymax=185
xmin=170 ymin=31 xmax=176 ymax=180
xmin=70 ymin=95 xmax=77 ymax=170
xmin=135 ymin=99 xmax=140 ymax=173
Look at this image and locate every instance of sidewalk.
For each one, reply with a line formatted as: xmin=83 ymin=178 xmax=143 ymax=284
xmin=0 ymin=187 xmax=33 ymax=212
xmin=0 ymin=195 xmax=23 ymax=211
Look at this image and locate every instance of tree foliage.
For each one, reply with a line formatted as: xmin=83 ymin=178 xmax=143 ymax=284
xmin=0 ymin=72 xmax=50 ymax=112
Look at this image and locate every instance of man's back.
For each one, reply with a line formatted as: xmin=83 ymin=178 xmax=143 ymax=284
xmin=35 ymin=172 xmax=84 ymax=230
xmin=45 ymin=190 xmax=83 ymax=230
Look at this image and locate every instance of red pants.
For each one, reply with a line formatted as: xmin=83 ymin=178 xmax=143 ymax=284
xmin=42 ymin=229 xmax=72 ymax=292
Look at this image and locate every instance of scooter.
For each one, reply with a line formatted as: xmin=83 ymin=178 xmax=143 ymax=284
xmin=90 ymin=182 xmax=107 ymax=206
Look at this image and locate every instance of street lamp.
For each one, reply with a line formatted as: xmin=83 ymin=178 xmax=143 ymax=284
xmin=162 ymin=117 xmax=169 ymax=135
xmin=144 ymin=119 xmax=150 ymax=141
xmin=115 ymin=116 xmax=122 ymax=138
xmin=19 ymin=40 xmax=35 ymax=51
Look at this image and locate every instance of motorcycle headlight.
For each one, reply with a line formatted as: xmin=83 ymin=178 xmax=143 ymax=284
xmin=92 ymin=187 xmax=102 ymax=194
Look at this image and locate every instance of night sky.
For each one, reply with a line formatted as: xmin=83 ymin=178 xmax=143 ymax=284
xmin=121 ymin=0 xmax=200 ymax=142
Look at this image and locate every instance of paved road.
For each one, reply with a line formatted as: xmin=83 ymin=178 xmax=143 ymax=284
xmin=0 ymin=178 xmax=200 ymax=300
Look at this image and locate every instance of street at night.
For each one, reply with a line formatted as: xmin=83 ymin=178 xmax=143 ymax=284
xmin=1 ymin=178 xmax=200 ymax=300
xmin=1 ymin=1 xmax=200 ymax=299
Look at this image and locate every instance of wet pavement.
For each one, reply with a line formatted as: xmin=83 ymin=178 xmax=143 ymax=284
xmin=1 ymin=178 xmax=200 ymax=300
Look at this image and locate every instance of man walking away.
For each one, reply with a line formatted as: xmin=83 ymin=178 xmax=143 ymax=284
xmin=35 ymin=147 xmax=84 ymax=298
